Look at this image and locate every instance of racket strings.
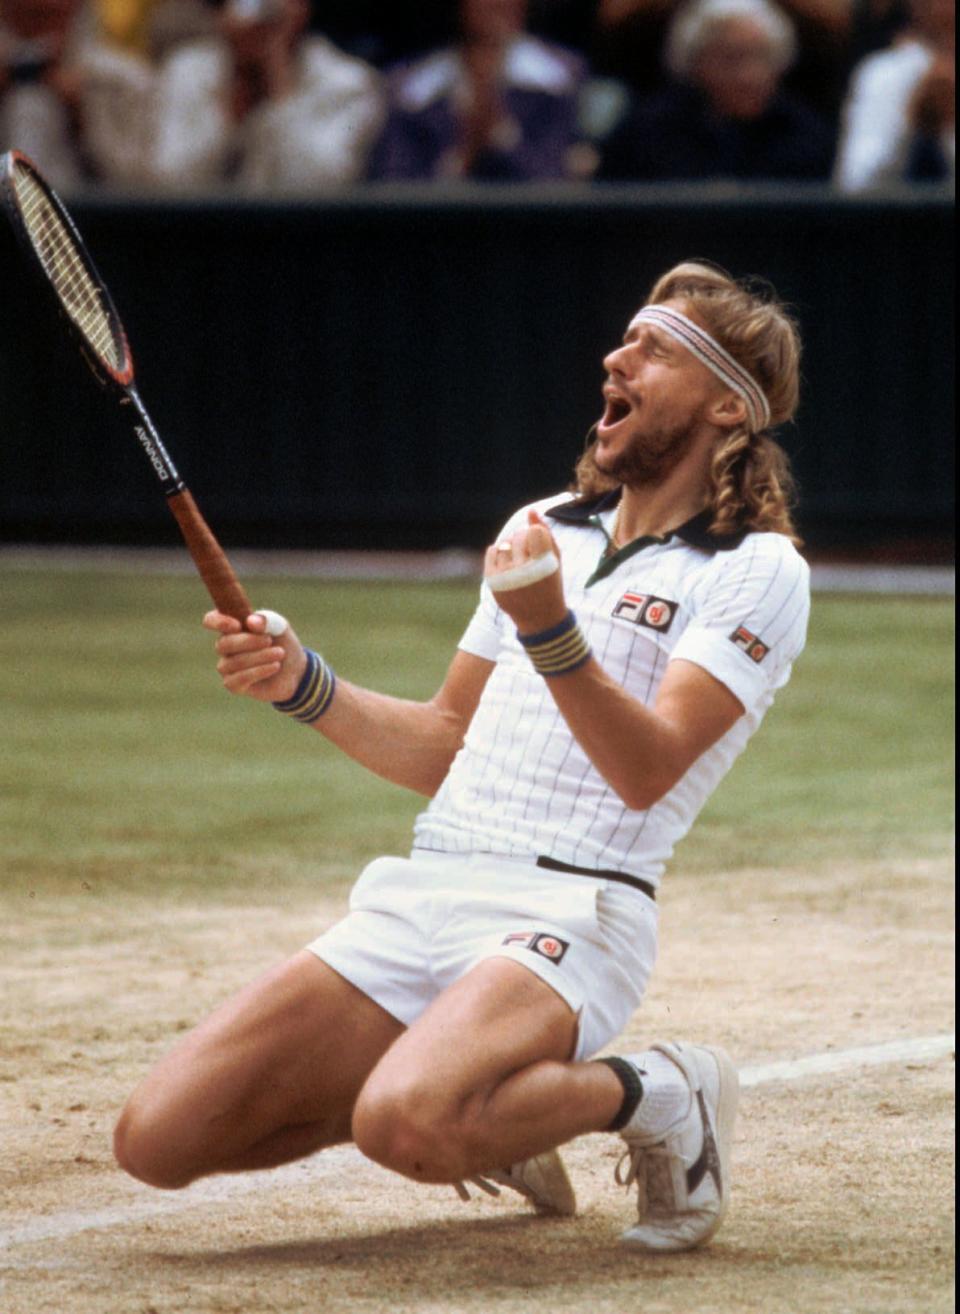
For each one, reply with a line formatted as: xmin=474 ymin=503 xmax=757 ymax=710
xmin=13 ymin=167 xmax=124 ymax=372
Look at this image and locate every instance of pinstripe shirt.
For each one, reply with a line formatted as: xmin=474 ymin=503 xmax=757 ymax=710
xmin=412 ymin=489 xmax=810 ymax=887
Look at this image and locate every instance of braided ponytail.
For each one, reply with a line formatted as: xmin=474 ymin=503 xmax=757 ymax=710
xmin=707 ymin=427 xmax=800 ymax=542
xmin=651 ymin=261 xmax=802 ymax=542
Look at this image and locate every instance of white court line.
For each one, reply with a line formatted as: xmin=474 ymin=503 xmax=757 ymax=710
xmin=1 ymin=1032 xmax=953 ymax=1254
xmin=0 ymin=1149 xmax=361 ymax=1253
xmin=738 ymin=1032 xmax=954 ymax=1087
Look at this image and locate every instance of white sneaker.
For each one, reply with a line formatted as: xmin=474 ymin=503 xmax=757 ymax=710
xmin=615 ymin=1042 xmax=738 ymax=1251
xmin=455 ymin=1150 xmax=577 ymax=1216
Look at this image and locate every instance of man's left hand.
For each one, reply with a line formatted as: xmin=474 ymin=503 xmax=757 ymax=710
xmin=483 ymin=510 xmax=568 ymax=635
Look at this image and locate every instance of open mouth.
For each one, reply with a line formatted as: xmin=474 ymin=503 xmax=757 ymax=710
xmin=598 ymin=388 xmax=633 ymax=433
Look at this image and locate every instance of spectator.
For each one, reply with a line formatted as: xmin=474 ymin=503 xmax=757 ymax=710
xmin=595 ymin=0 xmax=852 ymax=121
xmin=0 ymin=0 xmax=91 ymax=189
xmin=598 ymin=0 xmax=836 ymax=181
xmin=368 ymin=0 xmax=592 ymax=181
xmin=74 ymin=0 xmax=384 ymax=192
xmin=834 ymin=0 xmax=954 ymax=189
xmin=0 ymin=0 xmax=194 ymax=191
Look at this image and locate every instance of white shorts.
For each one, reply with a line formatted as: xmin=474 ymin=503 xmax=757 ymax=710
xmin=307 ymin=850 xmax=659 ymax=1061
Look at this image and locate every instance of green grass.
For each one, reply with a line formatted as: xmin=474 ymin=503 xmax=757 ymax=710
xmin=0 ymin=570 xmax=953 ymax=901
xmin=679 ymin=589 xmax=956 ymax=871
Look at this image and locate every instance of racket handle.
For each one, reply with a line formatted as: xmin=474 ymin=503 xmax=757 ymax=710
xmin=166 ymin=489 xmax=252 ymax=622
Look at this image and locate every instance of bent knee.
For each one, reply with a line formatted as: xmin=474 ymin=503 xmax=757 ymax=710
xmin=352 ymin=1082 xmax=477 ymax=1182
xmin=113 ymin=1101 xmax=196 ymax=1191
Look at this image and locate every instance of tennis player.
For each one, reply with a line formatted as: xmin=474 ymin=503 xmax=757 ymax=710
xmin=114 ymin=260 xmax=810 ymax=1252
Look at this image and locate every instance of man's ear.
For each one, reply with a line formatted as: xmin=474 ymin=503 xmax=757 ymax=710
xmin=708 ymin=390 xmax=748 ymax=430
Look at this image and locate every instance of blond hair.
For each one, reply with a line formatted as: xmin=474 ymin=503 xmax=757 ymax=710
xmin=575 ymin=260 xmax=803 ymax=542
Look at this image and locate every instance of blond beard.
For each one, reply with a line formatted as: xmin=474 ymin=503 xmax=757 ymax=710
xmin=591 ymin=419 xmax=698 ymax=490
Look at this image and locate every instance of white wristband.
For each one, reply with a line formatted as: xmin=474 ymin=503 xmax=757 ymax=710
xmin=254 ymin=609 xmax=289 ymax=637
xmin=486 ymin=551 xmax=560 ymax=593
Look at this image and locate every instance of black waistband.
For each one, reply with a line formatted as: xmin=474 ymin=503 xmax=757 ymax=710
xmin=536 ymin=855 xmax=656 ymax=902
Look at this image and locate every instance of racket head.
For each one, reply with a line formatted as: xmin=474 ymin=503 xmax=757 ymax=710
xmin=0 ymin=150 xmax=134 ymax=387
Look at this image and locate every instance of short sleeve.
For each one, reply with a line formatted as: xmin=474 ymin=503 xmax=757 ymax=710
xmin=670 ymin=536 xmax=811 ymax=712
xmin=457 ymin=581 xmax=505 ymax=661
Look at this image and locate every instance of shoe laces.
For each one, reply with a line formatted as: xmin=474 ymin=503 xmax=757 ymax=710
xmin=453 ymin=1174 xmax=502 ymax=1202
xmin=615 ymin=1143 xmax=682 ymax=1215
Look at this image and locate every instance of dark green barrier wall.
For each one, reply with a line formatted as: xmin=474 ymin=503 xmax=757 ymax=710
xmin=0 ymin=185 xmax=953 ymax=551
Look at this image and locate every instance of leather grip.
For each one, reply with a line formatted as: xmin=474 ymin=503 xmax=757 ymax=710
xmin=166 ymin=489 xmax=251 ymax=622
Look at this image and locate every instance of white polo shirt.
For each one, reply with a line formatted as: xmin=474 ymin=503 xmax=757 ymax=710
xmin=412 ymin=489 xmax=810 ymax=887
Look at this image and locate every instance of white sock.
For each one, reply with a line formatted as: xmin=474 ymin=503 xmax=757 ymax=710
xmin=626 ymin=1049 xmax=692 ymax=1139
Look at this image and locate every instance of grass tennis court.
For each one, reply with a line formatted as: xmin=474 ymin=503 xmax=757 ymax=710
xmin=0 ymin=569 xmax=954 ymax=1313
xmin=2 ymin=572 xmax=953 ymax=892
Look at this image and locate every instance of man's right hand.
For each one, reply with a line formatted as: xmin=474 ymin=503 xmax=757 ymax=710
xmin=203 ymin=610 xmax=307 ymax=703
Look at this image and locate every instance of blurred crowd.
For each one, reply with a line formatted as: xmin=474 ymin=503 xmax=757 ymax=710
xmin=0 ymin=0 xmax=953 ymax=193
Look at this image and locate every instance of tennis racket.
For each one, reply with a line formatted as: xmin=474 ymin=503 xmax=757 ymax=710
xmin=0 ymin=149 xmax=253 ymax=622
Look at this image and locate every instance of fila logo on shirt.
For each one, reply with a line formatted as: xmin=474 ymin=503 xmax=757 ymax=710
xmin=612 ymin=591 xmax=677 ymax=633
xmin=729 ymin=624 xmax=770 ymax=663
xmin=502 ymin=930 xmax=570 ymax=964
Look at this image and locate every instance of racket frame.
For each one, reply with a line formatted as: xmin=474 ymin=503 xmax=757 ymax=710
xmin=0 ymin=150 xmax=253 ymax=622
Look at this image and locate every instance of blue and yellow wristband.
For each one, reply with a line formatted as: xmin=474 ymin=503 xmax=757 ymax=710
xmin=272 ymin=649 xmax=336 ymax=723
xmin=517 ymin=610 xmax=592 ymax=677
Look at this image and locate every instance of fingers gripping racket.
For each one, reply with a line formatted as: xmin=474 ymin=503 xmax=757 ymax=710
xmin=0 ymin=149 xmax=253 ymax=622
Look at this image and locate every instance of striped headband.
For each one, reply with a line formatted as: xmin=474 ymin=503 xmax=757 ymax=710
xmin=629 ymin=305 xmax=771 ymax=432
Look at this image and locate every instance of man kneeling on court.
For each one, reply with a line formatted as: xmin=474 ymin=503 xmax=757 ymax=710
xmin=113 ymin=261 xmax=810 ymax=1252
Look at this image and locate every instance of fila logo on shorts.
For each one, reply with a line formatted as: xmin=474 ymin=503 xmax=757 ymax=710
xmin=612 ymin=592 xmax=677 ymax=632
xmin=729 ymin=624 xmax=769 ymax=663
xmin=502 ymin=930 xmax=570 ymax=964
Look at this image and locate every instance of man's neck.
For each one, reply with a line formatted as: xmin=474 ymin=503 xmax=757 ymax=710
xmin=615 ymin=476 xmax=709 ymax=546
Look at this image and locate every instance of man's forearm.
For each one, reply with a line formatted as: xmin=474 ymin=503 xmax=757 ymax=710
xmin=539 ymin=660 xmax=685 ymax=810
xmin=308 ymin=678 xmax=468 ymax=797
xmin=538 ymin=655 xmax=744 ymax=811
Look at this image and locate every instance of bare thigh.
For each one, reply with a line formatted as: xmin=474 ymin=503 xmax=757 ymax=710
xmin=115 ymin=949 xmax=404 ymax=1187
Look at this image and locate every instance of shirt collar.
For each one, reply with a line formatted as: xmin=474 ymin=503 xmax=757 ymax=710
xmin=546 ymin=489 xmax=750 ymax=553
